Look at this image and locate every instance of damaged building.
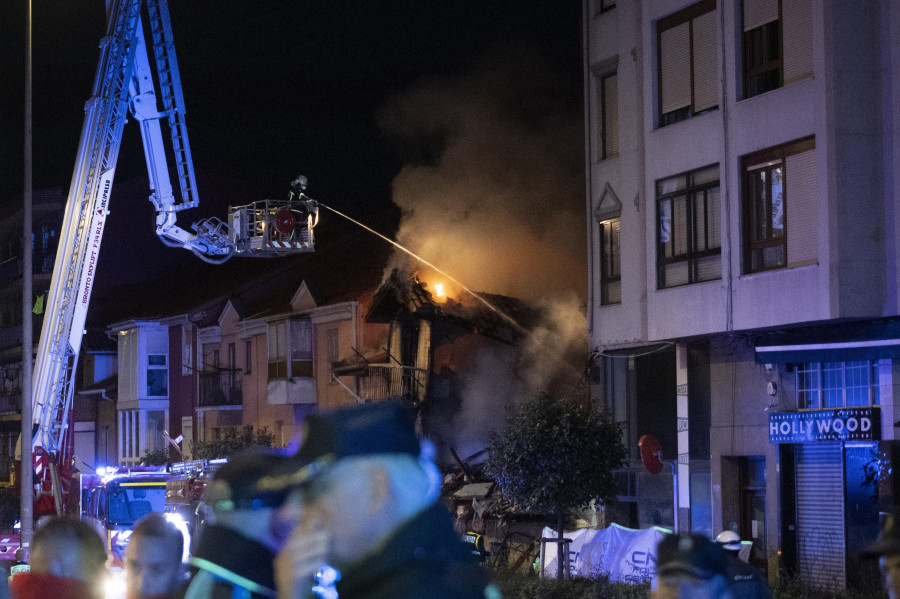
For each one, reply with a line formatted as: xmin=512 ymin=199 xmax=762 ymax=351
xmin=334 ymin=268 xmax=542 ymax=466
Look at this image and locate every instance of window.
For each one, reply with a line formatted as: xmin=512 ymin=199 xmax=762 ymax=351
xmin=742 ymin=137 xmax=816 ymax=273
xmin=228 ymin=343 xmax=237 ymax=388
xmin=657 ymin=0 xmax=718 ymax=127
xmin=181 ymin=325 xmax=192 ymax=375
xmin=657 ymin=165 xmax=721 ymax=288
xmin=595 ymin=184 xmax=622 ymax=305
xmin=599 ymin=218 xmax=621 ymax=304
xmin=146 ymin=410 xmax=165 ymax=452
xmin=327 ymin=329 xmax=339 ymax=362
xmin=245 ymin=339 xmax=252 ymax=374
xmin=741 ymin=0 xmax=813 ymax=99
xmin=147 ymin=355 xmax=168 ymax=397
xmin=796 ymin=361 xmax=883 ymax=409
xmin=600 ymin=72 xmax=619 ymax=159
xmin=268 ymin=319 xmax=313 ymax=379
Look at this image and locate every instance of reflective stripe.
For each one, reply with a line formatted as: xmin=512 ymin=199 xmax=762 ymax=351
xmin=188 ymin=556 xmax=277 ymax=598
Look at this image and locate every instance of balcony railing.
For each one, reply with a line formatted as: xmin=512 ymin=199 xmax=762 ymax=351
xmin=336 ymin=363 xmax=428 ymax=404
xmin=0 ymin=315 xmax=44 ymax=352
xmin=0 ymin=251 xmax=56 ymax=286
xmin=198 ymin=370 xmax=242 ymax=407
xmin=0 ymin=391 xmax=20 ymax=413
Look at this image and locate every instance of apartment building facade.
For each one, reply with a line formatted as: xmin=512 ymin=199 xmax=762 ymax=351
xmin=106 ymin=209 xmax=396 ymax=465
xmin=0 ymin=190 xmax=64 ymax=480
xmin=585 ymin=0 xmax=900 ymax=589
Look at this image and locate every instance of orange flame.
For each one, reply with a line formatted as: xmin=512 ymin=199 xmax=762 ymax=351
xmin=419 ymin=274 xmax=454 ymax=302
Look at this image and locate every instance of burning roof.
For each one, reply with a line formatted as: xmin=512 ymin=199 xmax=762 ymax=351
xmin=367 ymin=268 xmax=540 ymax=345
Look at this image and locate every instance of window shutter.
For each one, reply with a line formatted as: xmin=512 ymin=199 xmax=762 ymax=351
xmin=673 ymin=195 xmax=688 ymax=257
xmin=606 ymin=219 xmax=621 ymax=304
xmin=786 ymin=149 xmax=817 ymax=266
xmin=695 ymin=188 xmax=722 ymax=282
xmin=691 ymin=10 xmax=718 ymax=112
xmin=660 ymin=22 xmax=691 ymax=115
xmin=782 ymin=0 xmax=813 ymax=83
xmin=291 ymin=320 xmax=312 ymax=360
xmin=742 ymin=0 xmax=778 ymax=32
xmin=603 ymin=73 xmax=619 ymax=157
xmin=795 ymin=443 xmax=846 ymax=589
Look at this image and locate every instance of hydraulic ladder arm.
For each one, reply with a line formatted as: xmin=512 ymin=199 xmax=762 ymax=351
xmin=30 ymin=0 xmax=317 ymax=514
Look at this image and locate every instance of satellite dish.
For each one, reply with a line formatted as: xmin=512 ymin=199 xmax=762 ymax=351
xmin=639 ymin=434 xmax=663 ymax=475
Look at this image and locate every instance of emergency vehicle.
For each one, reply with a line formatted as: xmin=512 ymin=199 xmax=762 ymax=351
xmin=79 ymin=467 xmax=169 ymax=563
xmin=164 ymin=459 xmax=226 ymax=538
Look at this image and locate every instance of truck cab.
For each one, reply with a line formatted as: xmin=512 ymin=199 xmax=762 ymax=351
xmin=81 ymin=469 xmax=169 ymax=563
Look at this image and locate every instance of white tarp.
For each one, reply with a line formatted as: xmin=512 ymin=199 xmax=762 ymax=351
xmin=541 ymin=524 xmax=670 ymax=583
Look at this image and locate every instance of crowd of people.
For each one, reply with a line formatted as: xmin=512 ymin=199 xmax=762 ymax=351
xmin=3 ymin=401 xmax=900 ymax=599
xmin=2 ymin=402 xmax=500 ymax=599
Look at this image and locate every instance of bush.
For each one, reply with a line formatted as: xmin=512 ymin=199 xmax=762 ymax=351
xmin=142 ymin=448 xmax=170 ymax=466
xmin=189 ymin=425 xmax=275 ymax=460
xmin=492 ymin=571 xmax=649 ymax=599
xmin=770 ymin=577 xmax=886 ymax=599
xmin=491 ymin=571 xmax=887 ymax=599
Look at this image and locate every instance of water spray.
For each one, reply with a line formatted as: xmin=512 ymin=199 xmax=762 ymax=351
xmin=313 ymin=199 xmax=588 ymax=396
xmin=315 ymin=201 xmax=527 ymax=334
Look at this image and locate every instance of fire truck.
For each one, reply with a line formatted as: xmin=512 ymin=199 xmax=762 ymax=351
xmin=28 ymin=0 xmax=319 ymax=516
xmin=79 ymin=467 xmax=169 ymax=562
xmin=163 ymin=459 xmax=226 ymax=538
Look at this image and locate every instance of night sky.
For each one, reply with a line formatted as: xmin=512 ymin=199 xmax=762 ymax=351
xmin=0 ymin=2 xmax=586 ymax=316
xmin=1 ymin=2 xmax=582 ymax=200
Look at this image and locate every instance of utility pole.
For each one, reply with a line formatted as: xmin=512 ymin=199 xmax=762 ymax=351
xmin=21 ymin=0 xmax=35 ymax=554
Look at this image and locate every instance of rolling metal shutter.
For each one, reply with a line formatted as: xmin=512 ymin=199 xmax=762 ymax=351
xmin=742 ymin=0 xmax=778 ymax=32
xmin=782 ymin=0 xmax=813 ymax=83
xmin=660 ymin=22 xmax=691 ymax=115
xmin=786 ymin=149 xmax=817 ymax=266
xmin=795 ymin=443 xmax=845 ymax=590
xmin=691 ymin=10 xmax=718 ymax=112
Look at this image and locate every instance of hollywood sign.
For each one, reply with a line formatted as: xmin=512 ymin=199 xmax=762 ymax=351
xmin=768 ymin=407 xmax=880 ymax=443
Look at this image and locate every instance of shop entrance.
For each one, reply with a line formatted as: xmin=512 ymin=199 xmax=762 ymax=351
xmin=722 ymin=456 xmax=767 ymax=573
xmin=786 ymin=441 xmax=881 ymax=591
xmin=795 ymin=443 xmax=845 ymax=590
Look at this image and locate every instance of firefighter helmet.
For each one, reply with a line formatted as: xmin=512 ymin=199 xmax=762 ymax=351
xmin=715 ymin=530 xmax=742 ymax=552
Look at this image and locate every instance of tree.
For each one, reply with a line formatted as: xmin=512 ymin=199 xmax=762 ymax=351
xmin=189 ymin=425 xmax=275 ymax=460
xmin=485 ymin=393 xmax=628 ymax=578
xmin=141 ymin=448 xmax=170 ymax=466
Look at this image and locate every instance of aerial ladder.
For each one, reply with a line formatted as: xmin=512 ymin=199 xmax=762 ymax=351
xmin=29 ymin=0 xmax=319 ymax=514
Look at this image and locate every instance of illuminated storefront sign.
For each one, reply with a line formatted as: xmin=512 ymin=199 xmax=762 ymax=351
xmin=768 ymin=407 xmax=880 ymax=443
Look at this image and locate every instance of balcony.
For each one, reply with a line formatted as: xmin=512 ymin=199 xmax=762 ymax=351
xmin=0 ymin=251 xmax=56 ymax=287
xmin=0 ymin=390 xmax=20 ymax=413
xmin=333 ymin=363 xmax=428 ymax=404
xmin=0 ymin=316 xmax=44 ymax=352
xmin=198 ymin=370 xmax=242 ymax=407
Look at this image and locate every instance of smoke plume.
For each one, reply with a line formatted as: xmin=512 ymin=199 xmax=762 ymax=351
xmin=378 ymin=42 xmax=586 ymax=304
xmin=380 ymin=43 xmax=589 ymax=464
xmin=448 ymin=294 xmax=589 ymax=460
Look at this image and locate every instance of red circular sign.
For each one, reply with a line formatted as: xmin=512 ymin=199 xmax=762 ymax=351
xmin=274 ymin=208 xmax=296 ymax=235
xmin=639 ymin=434 xmax=663 ymax=475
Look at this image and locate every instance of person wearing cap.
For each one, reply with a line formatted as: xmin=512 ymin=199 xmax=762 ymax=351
xmin=863 ymin=512 xmax=900 ymax=598
xmin=713 ymin=531 xmax=770 ymax=599
xmin=182 ymin=449 xmax=293 ymax=599
xmin=261 ymin=402 xmax=500 ymax=599
xmin=652 ymin=533 xmax=732 ymax=599
xmin=125 ymin=512 xmax=188 ymax=599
